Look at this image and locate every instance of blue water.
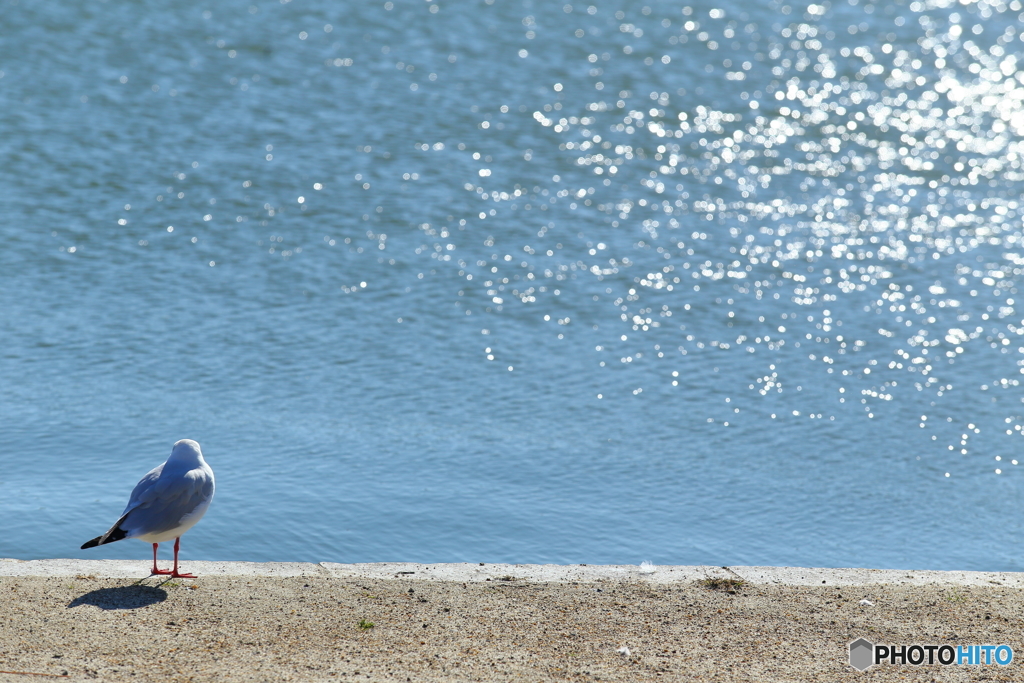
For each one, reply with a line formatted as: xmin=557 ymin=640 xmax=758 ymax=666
xmin=3 ymin=0 xmax=1024 ymax=570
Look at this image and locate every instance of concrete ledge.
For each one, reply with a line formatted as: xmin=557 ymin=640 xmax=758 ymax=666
xmin=731 ymin=565 xmax=1024 ymax=587
xmin=0 ymin=558 xmax=320 ymax=578
xmin=4 ymin=559 xmax=1024 ymax=681
xmin=3 ymin=558 xmax=1023 ymax=586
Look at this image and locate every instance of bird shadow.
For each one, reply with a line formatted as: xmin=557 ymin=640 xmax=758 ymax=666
xmin=67 ymin=584 xmax=168 ymax=611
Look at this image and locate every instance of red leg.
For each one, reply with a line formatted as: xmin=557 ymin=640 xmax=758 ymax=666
xmin=169 ymin=537 xmax=196 ymax=579
xmin=150 ymin=543 xmax=172 ymax=575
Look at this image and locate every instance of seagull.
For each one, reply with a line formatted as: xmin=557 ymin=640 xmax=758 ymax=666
xmin=81 ymin=439 xmax=215 ymax=578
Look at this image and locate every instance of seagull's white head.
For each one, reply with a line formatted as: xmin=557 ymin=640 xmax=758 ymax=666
xmin=170 ymin=439 xmax=204 ymax=463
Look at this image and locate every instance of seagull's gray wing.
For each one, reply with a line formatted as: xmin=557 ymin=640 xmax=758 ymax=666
xmin=121 ymin=467 xmax=214 ymax=539
xmin=121 ymin=463 xmax=164 ymax=515
xmin=80 ymin=463 xmax=165 ymax=549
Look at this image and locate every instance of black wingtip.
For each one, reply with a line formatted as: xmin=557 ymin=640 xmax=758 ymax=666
xmin=81 ymin=526 xmax=128 ymax=550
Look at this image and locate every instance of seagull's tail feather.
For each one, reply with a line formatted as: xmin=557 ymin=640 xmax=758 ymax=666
xmin=80 ymin=536 xmax=104 ymax=549
xmin=80 ymin=511 xmax=132 ymax=549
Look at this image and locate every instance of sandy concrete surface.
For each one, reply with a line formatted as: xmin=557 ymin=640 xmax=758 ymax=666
xmin=1 ymin=561 xmax=1021 ymax=681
